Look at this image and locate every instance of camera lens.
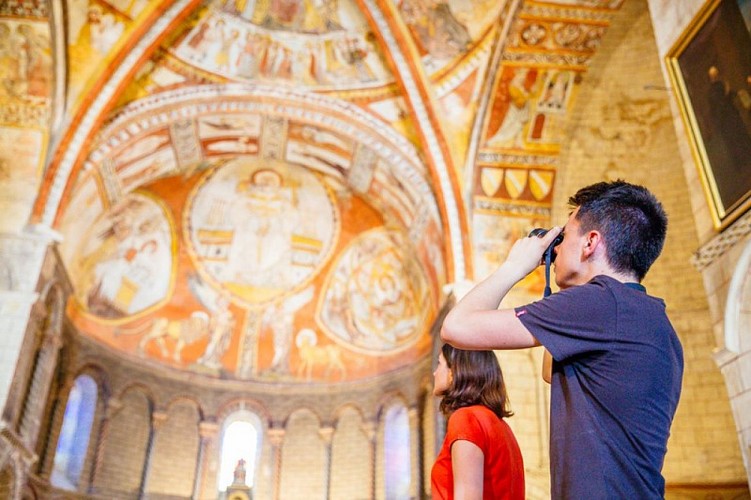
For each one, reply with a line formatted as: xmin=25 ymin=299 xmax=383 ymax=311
xmin=529 ymin=227 xmax=563 ymax=263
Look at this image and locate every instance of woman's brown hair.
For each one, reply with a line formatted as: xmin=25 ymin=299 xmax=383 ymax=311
xmin=438 ymin=343 xmax=513 ymax=419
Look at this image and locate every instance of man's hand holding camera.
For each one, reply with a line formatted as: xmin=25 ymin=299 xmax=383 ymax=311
xmin=501 ymin=226 xmax=563 ymax=283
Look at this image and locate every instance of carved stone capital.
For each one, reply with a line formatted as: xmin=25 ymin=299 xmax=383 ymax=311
xmin=267 ymin=427 xmax=286 ymax=446
xmin=318 ymin=426 xmax=335 ymax=444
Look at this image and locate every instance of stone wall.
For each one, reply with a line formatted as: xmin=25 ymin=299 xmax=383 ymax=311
xmin=556 ymin=0 xmax=747 ymax=491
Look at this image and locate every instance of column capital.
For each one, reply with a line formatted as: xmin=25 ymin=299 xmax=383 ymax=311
xmin=267 ymin=427 xmax=286 ymax=446
xmin=199 ymin=420 xmax=219 ymax=438
xmin=360 ymin=420 xmax=377 ymax=441
xmin=152 ymin=411 xmax=169 ymax=430
xmin=318 ymin=426 xmax=335 ymax=444
xmin=105 ymin=398 xmax=123 ymax=419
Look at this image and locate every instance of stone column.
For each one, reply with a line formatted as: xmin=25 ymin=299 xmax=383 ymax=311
xmin=318 ymin=426 xmax=334 ymax=500
xmin=37 ymin=377 xmax=73 ymax=480
xmin=88 ymin=398 xmax=122 ymax=493
xmin=140 ymin=410 xmax=167 ymax=496
xmin=360 ymin=420 xmax=377 ymax=500
xmin=193 ymin=420 xmax=218 ymax=500
xmin=0 ymin=231 xmax=54 ymax=415
xmin=267 ymin=427 xmax=285 ymax=500
xmin=19 ymin=331 xmax=62 ymax=450
xmin=408 ymin=407 xmax=420 ymax=500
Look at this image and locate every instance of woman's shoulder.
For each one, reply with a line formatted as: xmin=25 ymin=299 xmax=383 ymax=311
xmin=450 ymin=405 xmax=499 ymax=424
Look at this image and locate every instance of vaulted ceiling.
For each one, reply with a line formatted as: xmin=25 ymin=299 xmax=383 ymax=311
xmin=18 ymin=0 xmax=625 ymax=384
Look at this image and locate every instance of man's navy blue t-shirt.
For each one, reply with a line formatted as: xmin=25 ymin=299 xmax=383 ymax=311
xmin=515 ymin=275 xmax=683 ymax=498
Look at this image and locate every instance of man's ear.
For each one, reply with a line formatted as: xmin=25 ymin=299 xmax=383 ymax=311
xmin=583 ymin=230 xmax=602 ymax=259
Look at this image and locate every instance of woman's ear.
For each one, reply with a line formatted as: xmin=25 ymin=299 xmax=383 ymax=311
xmin=448 ymin=369 xmax=454 ymax=386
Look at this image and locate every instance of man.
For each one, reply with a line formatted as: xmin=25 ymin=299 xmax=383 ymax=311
xmin=441 ymin=180 xmax=683 ymax=498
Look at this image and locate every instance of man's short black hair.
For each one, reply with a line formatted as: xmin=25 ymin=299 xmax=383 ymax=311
xmin=568 ymin=180 xmax=667 ymax=281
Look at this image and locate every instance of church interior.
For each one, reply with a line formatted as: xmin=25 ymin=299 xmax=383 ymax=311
xmin=1 ymin=0 xmax=751 ymax=498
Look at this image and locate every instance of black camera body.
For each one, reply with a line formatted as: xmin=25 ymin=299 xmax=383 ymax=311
xmin=529 ymin=227 xmax=563 ymax=264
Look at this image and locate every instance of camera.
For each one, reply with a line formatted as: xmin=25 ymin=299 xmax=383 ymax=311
xmin=529 ymin=227 xmax=563 ymax=264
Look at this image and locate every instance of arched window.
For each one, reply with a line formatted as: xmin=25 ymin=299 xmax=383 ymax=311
xmin=218 ymin=410 xmax=263 ymax=493
xmin=384 ymin=404 xmax=411 ymax=499
xmin=50 ymin=375 xmax=98 ymax=490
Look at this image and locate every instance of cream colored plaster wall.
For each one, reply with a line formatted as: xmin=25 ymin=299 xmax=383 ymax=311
xmin=646 ymin=0 xmax=715 ymax=244
xmin=557 ymin=0 xmax=746 ymax=487
xmin=648 ymin=0 xmax=751 ymax=485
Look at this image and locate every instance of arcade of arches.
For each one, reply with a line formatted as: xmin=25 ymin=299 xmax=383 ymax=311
xmin=1 ymin=0 xmax=751 ymax=498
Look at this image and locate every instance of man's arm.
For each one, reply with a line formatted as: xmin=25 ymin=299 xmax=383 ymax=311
xmin=542 ymin=348 xmax=552 ymax=384
xmin=441 ymin=228 xmax=561 ymax=350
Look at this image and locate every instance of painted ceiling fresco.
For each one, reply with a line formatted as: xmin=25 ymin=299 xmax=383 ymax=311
xmin=60 ymin=87 xmax=444 ymax=382
xmin=11 ymin=0 xmax=625 ymax=384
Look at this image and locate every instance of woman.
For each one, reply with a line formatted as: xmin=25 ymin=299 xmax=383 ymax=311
xmin=431 ymin=344 xmax=524 ymax=499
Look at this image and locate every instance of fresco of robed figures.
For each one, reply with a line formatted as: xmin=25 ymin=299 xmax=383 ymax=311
xmin=66 ymin=0 xmax=152 ymax=104
xmin=485 ymin=66 xmax=578 ymax=152
xmin=185 ymin=157 xmax=340 ymax=306
xmin=318 ymin=228 xmax=429 ymax=354
xmin=0 ymin=20 xmax=52 ymax=104
xmin=72 ymin=192 xmax=175 ymax=319
xmin=173 ymin=0 xmax=390 ymax=88
xmin=398 ymin=0 xmax=502 ymax=71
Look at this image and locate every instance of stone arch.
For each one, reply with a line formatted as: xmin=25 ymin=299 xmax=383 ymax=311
xmin=147 ymin=398 xmax=202 ymax=497
xmin=18 ymin=282 xmax=66 ymax=450
xmin=717 ymin=237 xmax=751 ymax=485
xmin=0 ymin=450 xmax=23 ymax=500
xmin=279 ymin=408 xmax=326 ymax=499
xmin=48 ymin=372 xmax=101 ymax=492
xmin=724 ymin=238 xmax=751 ymax=354
xmin=330 ymin=404 xmax=371 ymax=500
xmin=210 ymin=398 xmax=272 ymax=498
xmin=377 ymin=395 xmax=414 ymax=500
xmin=164 ymin=395 xmax=204 ymax=420
xmin=0 ymin=462 xmax=15 ymax=500
xmin=216 ymin=398 xmax=271 ymax=426
xmin=92 ymin=386 xmax=153 ymax=495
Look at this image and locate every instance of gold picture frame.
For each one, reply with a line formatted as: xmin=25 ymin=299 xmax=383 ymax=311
xmin=666 ymin=0 xmax=751 ymax=229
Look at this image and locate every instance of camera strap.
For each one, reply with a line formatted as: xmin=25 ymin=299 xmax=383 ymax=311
xmin=543 ymin=249 xmax=553 ymax=298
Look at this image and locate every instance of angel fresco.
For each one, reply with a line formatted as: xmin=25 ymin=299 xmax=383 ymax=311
xmin=74 ymin=194 xmax=173 ymax=319
xmin=70 ymin=4 xmax=124 ymax=58
xmin=261 ymin=285 xmax=314 ymax=376
xmin=486 ymin=67 xmax=542 ymax=149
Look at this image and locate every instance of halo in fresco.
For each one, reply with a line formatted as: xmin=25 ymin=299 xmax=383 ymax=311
xmin=73 ymin=192 xmax=175 ymax=320
xmin=185 ymin=157 xmax=339 ymax=306
xmin=317 ymin=228 xmax=429 ymax=354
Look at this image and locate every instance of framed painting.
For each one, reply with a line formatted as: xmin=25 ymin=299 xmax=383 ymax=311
xmin=666 ymin=0 xmax=751 ymax=229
